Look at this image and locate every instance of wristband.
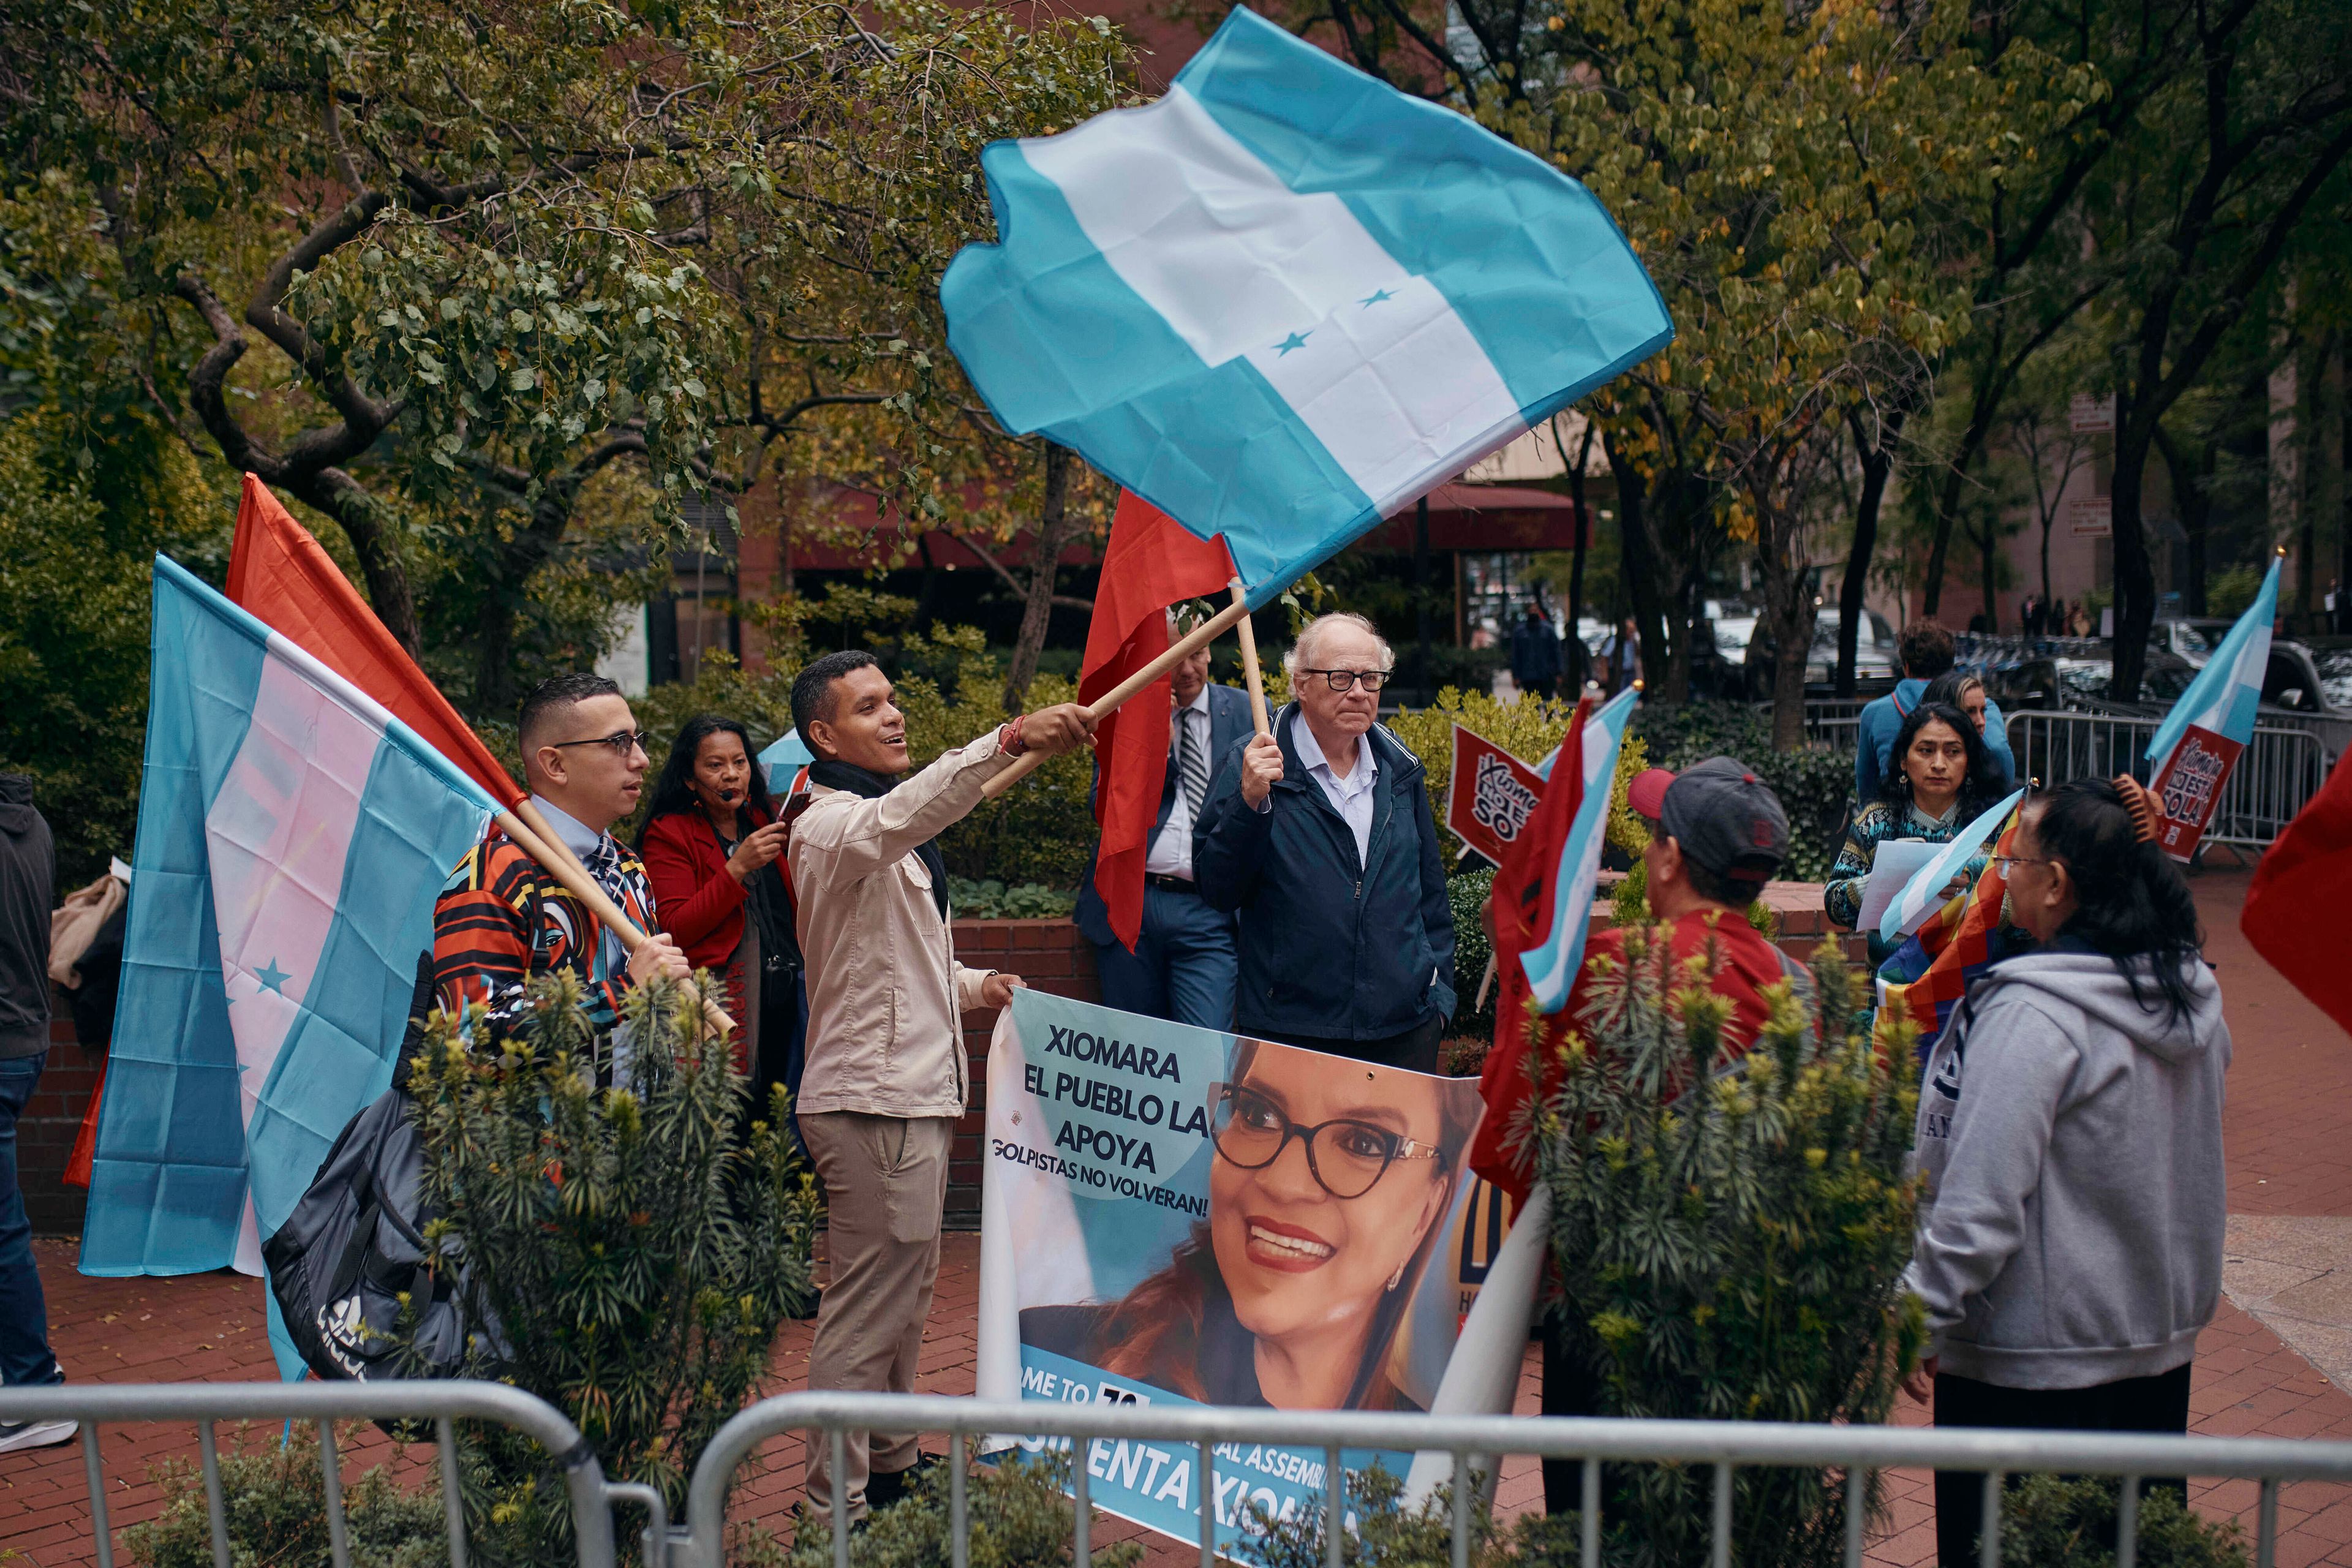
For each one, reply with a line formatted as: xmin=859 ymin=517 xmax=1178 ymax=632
xmin=1001 ymin=715 xmax=1030 ymax=758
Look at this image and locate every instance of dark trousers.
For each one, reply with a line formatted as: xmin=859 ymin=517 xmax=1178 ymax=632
xmin=1932 ymin=1364 xmax=2193 ymax=1568
xmin=1540 ymin=1311 xmax=1603 ymax=1513
xmin=1249 ymin=1011 xmax=1444 ymax=1075
xmin=1090 ymin=884 xmax=1239 ymax=1031
xmin=0 ymin=1050 xmax=61 ymax=1388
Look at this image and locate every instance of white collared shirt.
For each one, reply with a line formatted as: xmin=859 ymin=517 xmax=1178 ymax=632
xmin=1289 ymin=716 xmax=1379 ymax=866
xmin=1145 ymin=686 xmax=1213 ymax=881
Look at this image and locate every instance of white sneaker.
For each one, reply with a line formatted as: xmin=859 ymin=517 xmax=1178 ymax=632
xmin=0 ymin=1417 xmax=78 ymax=1453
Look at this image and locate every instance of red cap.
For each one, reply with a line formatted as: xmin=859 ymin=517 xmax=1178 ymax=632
xmin=1627 ymin=766 xmax=1676 ymax=820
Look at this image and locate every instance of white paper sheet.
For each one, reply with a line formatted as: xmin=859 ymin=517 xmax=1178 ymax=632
xmin=1854 ymin=839 xmax=1940 ymax=931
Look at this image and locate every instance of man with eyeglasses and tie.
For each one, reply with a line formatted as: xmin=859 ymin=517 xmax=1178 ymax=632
xmin=1196 ymin=612 xmax=1456 ymax=1073
xmin=428 ymin=673 xmax=690 ymax=1060
xmin=1074 ymin=635 xmax=1252 ymax=1027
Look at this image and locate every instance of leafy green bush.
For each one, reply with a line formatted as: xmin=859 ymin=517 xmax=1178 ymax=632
xmin=740 ymin=1447 xmax=1139 ymax=1568
xmin=2000 ymin=1476 xmax=2248 ymax=1567
xmin=126 ymin=1422 xmax=445 ymax=1568
xmin=1530 ymin=932 xmax=1923 ymax=1567
xmin=1448 ymin=867 xmax=1498 ymax=1045
xmin=1234 ymin=1461 xmax=1500 ymax=1568
xmin=402 ymin=970 xmax=820 ymax=1563
xmin=947 ymin=877 xmax=1081 ymax=919
xmin=1629 ymin=701 xmax=1848 ymax=882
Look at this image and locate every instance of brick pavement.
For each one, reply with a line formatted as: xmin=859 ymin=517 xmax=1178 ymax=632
xmin=11 ymin=867 xmax=2352 ymax=1564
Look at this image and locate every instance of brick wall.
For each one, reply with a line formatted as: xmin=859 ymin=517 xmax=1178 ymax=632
xmin=948 ymin=919 xmax=1103 ymax=1226
xmin=21 ymin=994 xmax=102 ymax=1237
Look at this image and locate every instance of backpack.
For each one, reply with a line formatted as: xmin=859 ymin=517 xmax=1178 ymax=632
xmin=261 ymin=1084 xmax=501 ymax=1384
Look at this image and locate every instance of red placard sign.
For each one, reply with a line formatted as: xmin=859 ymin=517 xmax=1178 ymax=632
xmin=1444 ymin=725 xmax=1548 ymax=867
xmin=2149 ymin=724 xmax=2245 ymax=863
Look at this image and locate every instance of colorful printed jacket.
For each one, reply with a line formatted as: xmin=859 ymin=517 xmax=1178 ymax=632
xmin=1823 ymin=799 xmax=1992 ymax=968
xmin=429 ymin=823 xmax=658 ymax=1046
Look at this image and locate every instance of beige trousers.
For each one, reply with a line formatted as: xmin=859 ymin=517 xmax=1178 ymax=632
xmin=799 ymin=1110 xmax=956 ymax=1521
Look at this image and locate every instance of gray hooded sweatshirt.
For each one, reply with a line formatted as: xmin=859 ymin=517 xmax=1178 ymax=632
xmin=1904 ymin=948 xmax=2230 ymax=1390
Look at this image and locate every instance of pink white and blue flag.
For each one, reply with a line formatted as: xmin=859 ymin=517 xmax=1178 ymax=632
xmin=80 ymin=559 xmax=495 ymax=1355
xmin=1518 ymin=687 xmax=1640 ymax=1013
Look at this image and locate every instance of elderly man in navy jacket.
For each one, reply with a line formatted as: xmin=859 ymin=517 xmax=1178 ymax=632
xmin=1194 ymin=612 xmax=1456 ymax=1072
xmin=1074 ymin=641 xmax=1252 ymax=1028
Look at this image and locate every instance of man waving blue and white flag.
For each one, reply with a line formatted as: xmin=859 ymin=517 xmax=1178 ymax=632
xmin=941 ymin=8 xmax=1672 ymax=607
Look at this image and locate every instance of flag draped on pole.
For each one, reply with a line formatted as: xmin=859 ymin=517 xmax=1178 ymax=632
xmin=1079 ymin=492 xmax=1241 ymax=949
xmin=82 ymin=559 xmax=496 ymax=1303
xmin=2242 ymin=748 xmax=2352 ymax=1038
xmin=2144 ymin=557 xmax=2279 ymax=861
xmin=940 ymin=7 xmax=1671 ymax=609
xmin=1875 ymin=806 xmax=2033 ymax=1048
xmin=1494 ymin=688 xmax=1640 ymax=1021
xmin=226 ymin=473 xmax=524 ymax=807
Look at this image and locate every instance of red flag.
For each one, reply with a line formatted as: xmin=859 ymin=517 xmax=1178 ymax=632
xmin=1079 ymin=492 xmax=1237 ymax=951
xmin=1469 ymin=696 xmax=1591 ymax=1197
xmin=227 ymin=473 xmax=523 ymax=807
xmin=2243 ymin=747 xmax=2352 ymax=1038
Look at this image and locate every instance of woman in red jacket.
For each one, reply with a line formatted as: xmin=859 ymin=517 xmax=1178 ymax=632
xmin=636 ymin=717 xmax=800 ymax=1096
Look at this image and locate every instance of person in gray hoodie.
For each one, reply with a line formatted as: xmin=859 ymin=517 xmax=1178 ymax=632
xmin=1900 ymin=777 xmax=2228 ymax=1567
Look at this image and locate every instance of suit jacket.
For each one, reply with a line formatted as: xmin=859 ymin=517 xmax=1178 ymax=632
xmin=1074 ymin=682 xmax=1253 ymax=946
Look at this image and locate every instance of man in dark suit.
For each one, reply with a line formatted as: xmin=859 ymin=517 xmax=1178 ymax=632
xmin=1074 ymin=641 xmax=1251 ymax=1028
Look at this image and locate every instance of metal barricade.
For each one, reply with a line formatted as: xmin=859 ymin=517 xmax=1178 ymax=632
xmin=2007 ymin=712 xmax=2332 ymax=850
xmin=680 ymin=1390 xmax=2352 ymax=1568
xmin=0 ymin=1379 xmax=618 ymax=1568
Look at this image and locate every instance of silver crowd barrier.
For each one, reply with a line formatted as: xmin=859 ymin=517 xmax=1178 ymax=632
xmin=680 ymin=1390 xmax=2352 ymax=1568
xmin=0 ymin=1379 xmax=618 ymax=1568
xmin=2008 ymin=711 xmax=2332 ymax=849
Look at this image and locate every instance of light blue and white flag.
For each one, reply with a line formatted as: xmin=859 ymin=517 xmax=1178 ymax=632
xmin=758 ymin=728 xmax=814 ymax=791
xmin=1519 ymin=687 xmax=1642 ymax=1013
xmin=1878 ymin=788 xmax=2027 ymax=946
xmin=941 ymin=7 xmax=1672 ymax=608
xmin=2147 ymin=557 xmax=2279 ymax=777
xmin=82 ymin=559 xmax=496 ymax=1335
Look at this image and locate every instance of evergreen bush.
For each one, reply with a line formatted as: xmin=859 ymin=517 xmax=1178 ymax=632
xmin=2000 ymin=1476 xmax=2248 ymax=1568
xmin=402 ymin=970 xmax=821 ymax=1564
xmin=1627 ymin=703 xmax=1847 ymax=882
xmin=125 ymin=1422 xmax=445 ymax=1568
xmin=741 ymin=1448 xmax=1140 ymax=1568
xmin=1527 ymin=930 xmax=1924 ymax=1567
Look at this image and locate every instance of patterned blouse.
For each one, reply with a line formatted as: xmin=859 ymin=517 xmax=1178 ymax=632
xmin=1823 ymin=799 xmax=1992 ymax=968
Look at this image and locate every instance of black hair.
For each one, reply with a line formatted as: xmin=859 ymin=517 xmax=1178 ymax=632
xmin=516 ymin=672 xmax=624 ymax=750
xmin=790 ymin=650 xmax=880 ymax=756
xmin=1880 ymin=701 xmax=2005 ymax=815
xmin=1680 ymin=856 xmax=1763 ymax=910
xmin=635 ymin=715 xmax=774 ymax=850
xmin=1896 ymin=619 xmax=1956 ymax=680
xmin=2027 ymin=778 xmax=2206 ymax=1024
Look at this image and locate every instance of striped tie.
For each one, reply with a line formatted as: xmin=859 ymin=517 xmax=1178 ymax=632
xmin=1178 ymin=708 xmax=1210 ymax=820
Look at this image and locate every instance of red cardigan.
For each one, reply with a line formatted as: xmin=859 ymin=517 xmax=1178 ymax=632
xmin=638 ymin=806 xmax=774 ymax=973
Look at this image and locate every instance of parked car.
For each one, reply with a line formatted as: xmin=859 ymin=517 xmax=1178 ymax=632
xmin=2261 ymin=638 xmax=2352 ymax=758
xmin=2150 ymin=618 xmax=2215 ymax=669
xmin=1739 ymin=608 xmax=1899 ymax=698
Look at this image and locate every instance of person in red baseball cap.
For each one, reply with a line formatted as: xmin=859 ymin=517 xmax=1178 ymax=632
xmin=1472 ymin=755 xmax=1806 ymax=1515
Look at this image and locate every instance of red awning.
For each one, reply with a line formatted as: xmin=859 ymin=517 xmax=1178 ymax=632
xmin=1356 ymin=482 xmax=1588 ymax=551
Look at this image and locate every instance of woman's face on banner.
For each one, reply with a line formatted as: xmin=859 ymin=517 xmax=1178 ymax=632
xmin=1208 ymin=1048 xmax=1453 ymax=1352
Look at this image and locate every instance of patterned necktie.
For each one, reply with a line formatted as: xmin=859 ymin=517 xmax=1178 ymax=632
xmin=1178 ymin=707 xmax=1210 ymax=820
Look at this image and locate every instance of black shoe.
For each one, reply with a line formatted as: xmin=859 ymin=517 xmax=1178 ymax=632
xmin=790 ymin=1289 xmax=821 ymax=1322
xmin=864 ymin=1451 xmax=948 ymax=1512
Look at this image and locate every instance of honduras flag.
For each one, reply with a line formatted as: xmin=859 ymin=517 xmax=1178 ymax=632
xmin=2148 ymin=556 xmax=2278 ymax=776
xmin=1517 ymin=687 xmax=1641 ymax=1013
xmin=81 ymin=559 xmax=496 ymax=1324
xmin=941 ymin=8 xmax=1672 ymax=608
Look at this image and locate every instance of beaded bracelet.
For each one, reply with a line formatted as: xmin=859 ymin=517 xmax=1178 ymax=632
xmin=1001 ymin=714 xmax=1030 ymax=757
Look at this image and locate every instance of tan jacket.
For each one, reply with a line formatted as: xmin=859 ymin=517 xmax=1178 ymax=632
xmin=790 ymin=729 xmax=1011 ymax=1118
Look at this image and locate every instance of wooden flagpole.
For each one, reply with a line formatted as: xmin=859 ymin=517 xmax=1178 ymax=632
xmin=1229 ymin=579 xmax=1270 ymax=736
xmin=980 ymin=594 xmax=1255 ymax=800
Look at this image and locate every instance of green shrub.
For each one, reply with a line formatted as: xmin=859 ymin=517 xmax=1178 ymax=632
xmin=1999 ymin=1476 xmax=2248 ymax=1568
xmin=1233 ymin=1461 xmax=1501 ymax=1568
xmin=1449 ymin=867 xmax=1498 ymax=1042
xmin=1529 ymin=931 xmax=1924 ymax=1567
xmin=126 ymin=1422 xmax=445 ymax=1568
xmin=402 ymin=970 xmax=821 ymax=1564
xmin=739 ymin=1448 xmax=1139 ymax=1568
xmin=948 ymin=877 xmax=1080 ymax=919
xmin=1629 ymin=701 xmax=1848 ymax=882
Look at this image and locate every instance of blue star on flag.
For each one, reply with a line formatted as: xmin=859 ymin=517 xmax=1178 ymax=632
xmin=254 ymin=957 xmax=292 ymax=995
xmin=1273 ymin=331 xmax=1311 ymax=356
xmin=1359 ymin=289 xmax=1395 ymax=307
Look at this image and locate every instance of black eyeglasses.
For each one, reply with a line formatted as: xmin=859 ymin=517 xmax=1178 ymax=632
xmin=1209 ymin=1083 xmax=1445 ymax=1199
xmin=551 ymin=729 xmax=651 ymax=757
xmin=1298 ymin=668 xmax=1392 ymax=693
xmin=1989 ymin=854 xmax=2053 ymax=875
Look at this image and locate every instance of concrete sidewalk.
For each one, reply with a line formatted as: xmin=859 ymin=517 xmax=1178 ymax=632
xmin=9 ymin=867 xmax=2351 ymax=1566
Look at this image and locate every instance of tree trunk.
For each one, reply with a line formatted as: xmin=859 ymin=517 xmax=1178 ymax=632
xmin=1605 ymin=434 xmax=1670 ymax=699
xmin=1564 ymin=426 xmax=1593 ymax=690
xmin=2109 ymin=405 xmax=2160 ymax=702
xmin=1838 ymin=409 xmax=1901 ymax=697
xmin=2155 ymin=423 xmax=2214 ymax=616
xmin=1413 ymin=496 xmax=1433 ymax=702
xmin=1979 ymin=518 xmax=1999 ymax=633
xmin=1757 ymin=525 xmax=1817 ymax=751
xmin=1003 ymin=442 xmax=1075 ymax=713
xmin=291 ymin=468 xmax=422 ymax=657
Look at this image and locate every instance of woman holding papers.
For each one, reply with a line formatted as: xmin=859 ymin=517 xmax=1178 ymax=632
xmin=1824 ymin=703 xmax=2009 ymax=967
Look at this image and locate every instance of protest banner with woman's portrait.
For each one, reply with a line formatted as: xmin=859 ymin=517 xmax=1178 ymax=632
xmin=974 ymin=989 xmax=1532 ymax=1550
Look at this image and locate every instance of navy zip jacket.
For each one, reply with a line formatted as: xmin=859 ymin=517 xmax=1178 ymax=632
xmin=1193 ymin=704 xmax=1456 ymax=1041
